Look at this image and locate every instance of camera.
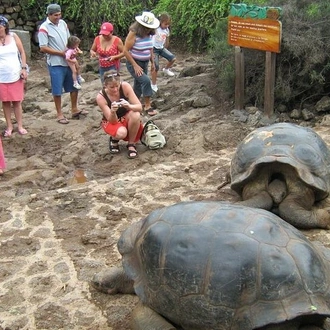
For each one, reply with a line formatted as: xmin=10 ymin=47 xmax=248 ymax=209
xmin=112 ymin=99 xmax=125 ymax=107
xmin=112 ymin=101 xmax=122 ymax=107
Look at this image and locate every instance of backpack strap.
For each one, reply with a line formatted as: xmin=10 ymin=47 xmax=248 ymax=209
xmin=119 ymin=83 xmax=126 ymax=100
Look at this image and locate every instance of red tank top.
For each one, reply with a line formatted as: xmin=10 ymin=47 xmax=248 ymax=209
xmin=96 ymin=36 xmax=121 ymax=69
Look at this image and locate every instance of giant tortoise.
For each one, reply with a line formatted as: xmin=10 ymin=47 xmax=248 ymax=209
xmin=91 ymin=201 xmax=330 ymax=330
xmin=230 ymin=122 xmax=330 ymax=229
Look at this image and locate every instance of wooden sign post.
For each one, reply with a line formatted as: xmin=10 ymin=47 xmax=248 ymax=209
xmin=228 ymin=5 xmax=282 ymax=116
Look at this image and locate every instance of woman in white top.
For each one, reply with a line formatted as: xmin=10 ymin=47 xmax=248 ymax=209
xmin=0 ymin=15 xmax=28 ymax=137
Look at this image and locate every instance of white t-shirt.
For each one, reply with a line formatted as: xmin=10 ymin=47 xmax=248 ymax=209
xmin=152 ymin=27 xmax=170 ymax=50
xmin=0 ymin=33 xmax=21 ymax=83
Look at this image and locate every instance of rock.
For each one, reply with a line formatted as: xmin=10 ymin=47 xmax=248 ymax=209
xmin=192 ymin=95 xmax=212 ymax=108
xmin=245 ymin=106 xmax=259 ymax=114
xmin=315 ymin=96 xmax=330 ymax=113
xmin=289 ymin=108 xmax=301 ymax=119
xmin=320 ymin=114 xmax=330 ymax=126
xmin=302 ymin=108 xmax=314 ymax=121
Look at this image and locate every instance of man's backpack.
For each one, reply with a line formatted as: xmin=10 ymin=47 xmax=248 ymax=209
xmin=140 ymin=120 xmax=166 ymax=150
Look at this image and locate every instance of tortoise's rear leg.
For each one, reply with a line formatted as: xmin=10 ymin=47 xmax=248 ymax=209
xmin=131 ymin=302 xmax=176 ymax=330
xmin=279 ymin=193 xmax=330 ymax=229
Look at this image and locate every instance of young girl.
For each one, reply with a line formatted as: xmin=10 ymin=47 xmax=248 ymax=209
xmin=65 ymin=36 xmax=85 ymax=90
xmin=151 ymin=12 xmax=176 ymax=92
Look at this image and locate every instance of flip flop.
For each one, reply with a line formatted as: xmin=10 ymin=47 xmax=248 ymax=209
xmin=3 ymin=129 xmax=12 ymax=137
xmin=18 ymin=128 xmax=28 ymax=135
xmin=72 ymin=110 xmax=89 ymax=119
xmin=145 ymin=108 xmax=158 ymax=116
xmin=57 ymin=117 xmax=69 ymax=124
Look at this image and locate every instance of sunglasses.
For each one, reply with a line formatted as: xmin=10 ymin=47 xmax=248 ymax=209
xmin=0 ymin=16 xmax=8 ymax=26
xmin=104 ymin=73 xmax=120 ymax=79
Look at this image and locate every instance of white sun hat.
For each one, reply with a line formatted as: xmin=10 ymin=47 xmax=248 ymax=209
xmin=135 ymin=11 xmax=160 ymax=29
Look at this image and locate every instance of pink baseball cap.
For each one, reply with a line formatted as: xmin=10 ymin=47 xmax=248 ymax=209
xmin=99 ymin=22 xmax=114 ymax=35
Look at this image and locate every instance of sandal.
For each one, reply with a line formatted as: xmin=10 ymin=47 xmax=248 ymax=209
xmin=72 ymin=109 xmax=89 ymax=119
xmin=109 ymin=137 xmax=120 ymax=154
xmin=57 ymin=117 xmax=69 ymax=124
xmin=3 ymin=128 xmax=12 ymax=137
xmin=145 ymin=107 xmax=158 ymax=116
xmin=18 ymin=128 xmax=28 ymax=135
xmin=127 ymin=143 xmax=138 ymax=159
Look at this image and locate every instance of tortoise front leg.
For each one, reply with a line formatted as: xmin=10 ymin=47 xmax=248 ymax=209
xmin=91 ymin=266 xmax=135 ymax=294
xmin=236 ymin=173 xmax=274 ymax=210
xmin=238 ymin=190 xmax=273 ymax=210
xmin=238 ymin=178 xmax=274 ymax=210
xmin=131 ymin=302 xmax=176 ymax=330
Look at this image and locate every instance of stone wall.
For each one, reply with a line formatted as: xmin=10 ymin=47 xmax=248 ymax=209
xmin=0 ymin=1 xmax=38 ymax=59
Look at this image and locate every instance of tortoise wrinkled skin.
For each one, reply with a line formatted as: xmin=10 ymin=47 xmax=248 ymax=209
xmin=93 ymin=201 xmax=330 ymax=330
xmin=230 ymin=123 xmax=330 ymax=229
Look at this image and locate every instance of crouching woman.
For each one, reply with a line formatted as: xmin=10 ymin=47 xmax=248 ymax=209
xmin=96 ymin=71 xmax=143 ymax=159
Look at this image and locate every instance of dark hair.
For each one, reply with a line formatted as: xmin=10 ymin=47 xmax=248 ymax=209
xmin=158 ymin=12 xmax=171 ymax=24
xmin=129 ymin=21 xmax=156 ymax=37
xmin=103 ymin=71 xmax=121 ymax=85
xmin=67 ymin=36 xmax=80 ymax=49
xmin=0 ymin=16 xmax=9 ymax=35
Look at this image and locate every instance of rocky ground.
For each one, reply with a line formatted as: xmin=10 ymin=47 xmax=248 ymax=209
xmin=1 ymin=51 xmax=330 ymax=330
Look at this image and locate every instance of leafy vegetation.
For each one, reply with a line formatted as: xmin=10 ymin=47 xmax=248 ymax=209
xmin=20 ymin=0 xmax=156 ymax=45
xmin=21 ymin=0 xmax=262 ymax=50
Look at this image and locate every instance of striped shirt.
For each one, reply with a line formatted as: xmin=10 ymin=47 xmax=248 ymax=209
xmin=130 ymin=36 xmax=153 ymax=61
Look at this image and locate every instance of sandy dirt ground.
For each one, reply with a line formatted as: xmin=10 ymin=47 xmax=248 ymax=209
xmin=1 ymin=51 xmax=330 ymax=330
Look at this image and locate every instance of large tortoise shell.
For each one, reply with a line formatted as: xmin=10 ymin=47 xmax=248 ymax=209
xmin=118 ymin=201 xmax=330 ymax=330
xmin=230 ymin=123 xmax=330 ymax=200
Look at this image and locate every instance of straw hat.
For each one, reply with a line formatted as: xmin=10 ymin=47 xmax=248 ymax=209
xmin=135 ymin=12 xmax=160 ymax=29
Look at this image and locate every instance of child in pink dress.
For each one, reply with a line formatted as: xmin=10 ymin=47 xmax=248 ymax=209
xmin=65 ymin=36 xmax=85 ymax=90
xmin=0 ymin=137 xmax=6 ymax=175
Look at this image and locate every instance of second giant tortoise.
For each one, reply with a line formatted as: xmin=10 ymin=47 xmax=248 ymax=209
xmin=230 ymin=122 xmax=330 ymax=229
xmin=92 ymin=201 xmax=330 ymax=330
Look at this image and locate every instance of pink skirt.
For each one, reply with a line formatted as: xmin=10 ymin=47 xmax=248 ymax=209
xmin=0 ymin=79 xmax=24 ymax=102
xmin=0 ymin=137 xmax=6 ymax=169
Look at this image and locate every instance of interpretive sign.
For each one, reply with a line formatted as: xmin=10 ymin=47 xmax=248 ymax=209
xmin=227 ymin=4 xmax=282 ymax=116
xmin=228 ymin=4 xmax=282 ymax=53
xmin=228 ymin=17 xmax=281 ymax=53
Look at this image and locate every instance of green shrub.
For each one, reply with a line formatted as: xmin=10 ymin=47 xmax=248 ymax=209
xmin=20 ymin=0 xmax=156 ymax=43
xmin=154 ymin=0 xmax=233 ymax=51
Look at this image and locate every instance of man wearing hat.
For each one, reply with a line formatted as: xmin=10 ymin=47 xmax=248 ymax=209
xmin=38 ymin=3 xmax=88 ymax=124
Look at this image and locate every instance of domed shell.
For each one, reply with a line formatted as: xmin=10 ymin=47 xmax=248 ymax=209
xmin=230 ymin=123 xmax=330 ymax=200
xmin=118 ymin=201 xmax=330 ymax=330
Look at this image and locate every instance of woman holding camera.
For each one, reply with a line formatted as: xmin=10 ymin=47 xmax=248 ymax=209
xmin=96 ymin=71 xmax=143 ymax=159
